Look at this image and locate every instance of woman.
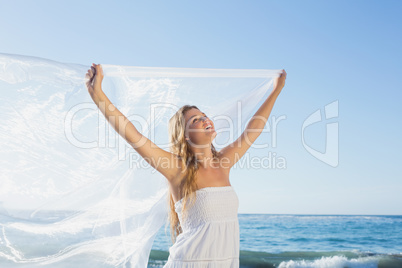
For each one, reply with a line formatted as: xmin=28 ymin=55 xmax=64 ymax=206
xmin=86 ymin=63 xmax=287 ymax=267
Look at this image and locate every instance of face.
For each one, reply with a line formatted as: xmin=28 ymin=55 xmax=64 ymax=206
xmin=184 ymin=108 xmax=216 ymax=147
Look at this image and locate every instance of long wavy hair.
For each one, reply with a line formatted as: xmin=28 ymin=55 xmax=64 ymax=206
xmin=166 ymin=104 xmax=219 ymax=244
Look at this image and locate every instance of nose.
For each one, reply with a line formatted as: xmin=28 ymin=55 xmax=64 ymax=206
xmin=201 ymin=116 xmax=211 ymax=124
xmin=202 ymin=117 xmax=213 ymax=127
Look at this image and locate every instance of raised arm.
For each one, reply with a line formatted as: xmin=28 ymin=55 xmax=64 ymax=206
xmin=219 ymin=69 xmax=287 ymax=168
xmin=85 ymin=64 xmax=182 ymax=181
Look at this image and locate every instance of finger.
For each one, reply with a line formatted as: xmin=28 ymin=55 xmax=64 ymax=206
xmin=95 ymin=64 xmax=103 ymax=75
xmin=86 ymin=79 xmax=92 ymax=89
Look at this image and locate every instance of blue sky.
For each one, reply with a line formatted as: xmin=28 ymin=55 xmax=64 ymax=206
xmin=1 ymin=0 xmax=401 ymax=215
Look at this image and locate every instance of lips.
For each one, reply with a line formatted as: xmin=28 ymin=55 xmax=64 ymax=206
xmin=204 ymin=122 xmax=213 ymax=130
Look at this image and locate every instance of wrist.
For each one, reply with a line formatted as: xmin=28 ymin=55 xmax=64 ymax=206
xmin=90 ymin=89 xmax=103 ymax=102
xmin=272 ymin=86 xmax=283 ymax=96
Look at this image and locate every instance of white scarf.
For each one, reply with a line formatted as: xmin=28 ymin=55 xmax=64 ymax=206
xmin=0 ymin=53 xmax=281 ymax=267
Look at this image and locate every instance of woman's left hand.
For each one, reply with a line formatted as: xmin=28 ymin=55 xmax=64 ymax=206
xmin=273 ymin=69 xmax=287 ymax=94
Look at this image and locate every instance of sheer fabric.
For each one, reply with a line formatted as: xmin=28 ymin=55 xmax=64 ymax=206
xmin=0 ymin=53 xmax=281 ymax=267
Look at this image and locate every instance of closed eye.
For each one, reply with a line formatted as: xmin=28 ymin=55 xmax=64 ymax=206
xmin=192 ymin=113 xmax=207 ymax=124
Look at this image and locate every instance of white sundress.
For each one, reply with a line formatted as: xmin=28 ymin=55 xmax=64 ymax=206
xmin=163 ymin=186 xmax=240 ymax=267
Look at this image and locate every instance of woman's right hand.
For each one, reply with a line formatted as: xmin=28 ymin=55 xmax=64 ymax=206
xmin=85 ymin=63 xmax=104 ymax=96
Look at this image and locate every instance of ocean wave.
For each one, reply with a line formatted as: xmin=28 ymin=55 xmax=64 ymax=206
xmin=278 ymin=255 xmax=380 ymax=268
xmin=146 ymin=250 xmax=402 ymax=268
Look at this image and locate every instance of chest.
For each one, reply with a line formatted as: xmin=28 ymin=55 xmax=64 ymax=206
xmin=170 ymin=160 xmax=231 ymax=203
xmin=195 ymin=165 xmax=230 ymax=188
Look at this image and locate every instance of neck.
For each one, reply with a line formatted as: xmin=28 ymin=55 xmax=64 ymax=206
xmin=191 ymin=145 xmax=214 ymax=169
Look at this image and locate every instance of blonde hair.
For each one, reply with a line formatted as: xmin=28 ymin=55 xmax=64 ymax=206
xmin=166 ymin=104 xmax=219 ymax=244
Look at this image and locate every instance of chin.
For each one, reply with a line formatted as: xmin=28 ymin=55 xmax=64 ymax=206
xmin=211 ymin=131 xmax=217 ymax=140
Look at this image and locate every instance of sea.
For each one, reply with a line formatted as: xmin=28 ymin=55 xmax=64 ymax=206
xmin=1 ymin=214 xmax=401 ymax=267
xmin=149 ymin=214 xmax=402 ymax=268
